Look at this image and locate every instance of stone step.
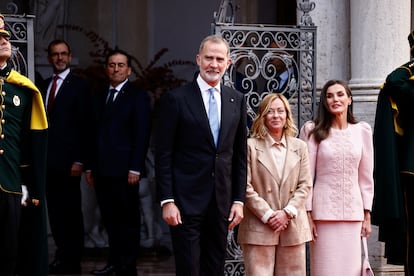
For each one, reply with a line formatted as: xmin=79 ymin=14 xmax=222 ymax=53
xmin=373 ymin=264 xmax=405 ymax=276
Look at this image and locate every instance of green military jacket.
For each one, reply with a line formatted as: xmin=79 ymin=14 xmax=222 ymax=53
xmin=373 ymin=60 xmax=414 ymax=264
xmin=0 ymin=68 xmax=49 ymax=276
xmin=0 ymin=69 xmax=48 ymax=198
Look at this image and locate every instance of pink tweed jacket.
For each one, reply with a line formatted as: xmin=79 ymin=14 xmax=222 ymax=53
xmin=299 ymin=121 xmax=374 ymax=221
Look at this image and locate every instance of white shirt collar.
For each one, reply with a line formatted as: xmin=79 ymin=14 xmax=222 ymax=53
xmin=110 ymin=78 xmax=129 ymax=91
xmin=196 ymin=74 xmax=221 ymax=93
xmin=54 ymin=68 xmax=70 ymax=80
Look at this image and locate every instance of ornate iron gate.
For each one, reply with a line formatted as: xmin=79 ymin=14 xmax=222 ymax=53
xmin=4 ymin=12 xmax=35 ymax=80
xmin=214 ymin=1 xmax=317 ymax=275
xmin=217 ymin=24 xmax=317 ymax=128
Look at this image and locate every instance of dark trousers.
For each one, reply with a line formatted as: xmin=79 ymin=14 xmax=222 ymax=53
xmin=94 ymin=175 xmax=140 ymax=271
xmin=46 ymin=170 xmax=84 ymax=265
xmin=16 ymin=202 xmax=49 ymax=276
xmin=401 ymin=174 xmax=414 ymax=276
xmin=0 ymin=191 xmax=21 ymax=276
xmin=170 ymin=198 xmax=229 ymax=276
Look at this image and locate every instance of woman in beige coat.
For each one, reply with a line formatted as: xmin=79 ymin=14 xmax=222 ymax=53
xmin=238 ymin=93 xmax=312 ymax=276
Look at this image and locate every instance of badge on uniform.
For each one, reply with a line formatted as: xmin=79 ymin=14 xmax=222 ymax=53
xmin=13 ymin=95 xmax=20 ymax=106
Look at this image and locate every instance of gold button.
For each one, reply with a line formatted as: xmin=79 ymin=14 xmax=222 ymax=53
xmin=0 ymin=134 xmax=4 ymax=139
xmin=1 ymin=119 xmax=4 ymax=124
xmin=0 ymin=149 xmax=4 ymax=155
xmin=1 ymin=91 xmax=5 ymax=96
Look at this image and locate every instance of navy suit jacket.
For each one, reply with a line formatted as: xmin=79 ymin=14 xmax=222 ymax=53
xmin=155 ymin=80 xmax=247 ymax=217
xmin=41 ymin=71 xmax=91 ymax=172
xmin=89 ymin=81 xmax=151 ymax=178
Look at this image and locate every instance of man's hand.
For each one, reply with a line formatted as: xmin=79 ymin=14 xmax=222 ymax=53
xmin=162 ymin=202 xmax=182 ymax=226
xmin=21 ymin=185 xmax=29 ymax=206
xmin=85 ymin=171 xmax=94 ymax=186
xmin=228 ymin=203 xmax=244 ymax=230
xmin=70 ymin=163 xmax=83 ymax=177
xmin=128 ymin=172 xmax=140 ymax=185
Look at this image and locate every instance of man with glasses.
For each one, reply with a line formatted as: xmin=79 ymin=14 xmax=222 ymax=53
xmin=0 ymin=13 xmax=48 ymax=276
xmin=86 ymin=49 xmax=151 ymax=276
xmin=42 ymin=39 xmax=91 ymax=274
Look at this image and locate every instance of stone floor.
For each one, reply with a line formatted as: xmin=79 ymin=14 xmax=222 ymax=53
xmin=48 ymin=239 xmax=176 ymax=276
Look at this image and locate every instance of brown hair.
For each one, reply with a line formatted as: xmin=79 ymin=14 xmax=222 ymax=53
xmin=309 ymin=80 xmax=357 ymax=143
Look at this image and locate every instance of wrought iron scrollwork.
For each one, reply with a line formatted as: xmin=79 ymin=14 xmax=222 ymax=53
xmin=224 ymin=230 xmax=245 ymax=275
xmin=215 ymin=3 xmax=316 ymax=275
xmin=4 ymin=14 xmax=34 ymax=79
xmin=218 ymin=25 xmax=316 ymax=128
xmin=6 ymin=2 xmax=19 ymax=15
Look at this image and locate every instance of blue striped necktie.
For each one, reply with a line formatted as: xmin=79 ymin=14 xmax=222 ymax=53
xmin=208 ymin=88 xmax=219 ymax=146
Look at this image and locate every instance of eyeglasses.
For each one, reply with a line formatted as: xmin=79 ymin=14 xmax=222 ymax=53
xmin=49 ymin=52 xmax=70 ymax=58
xmin=107 ymin=62 xmax=127 ymax=69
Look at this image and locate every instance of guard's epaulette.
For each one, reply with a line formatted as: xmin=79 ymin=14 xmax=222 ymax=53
xmin=409 ymin=61 xmax=414 ymax=79
xmin=400 ymin=61 xmax=414 ymax=76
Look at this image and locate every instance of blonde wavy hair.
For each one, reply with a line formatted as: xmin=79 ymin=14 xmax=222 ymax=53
xmin=250 ymin=93 xmax=298 ymax=139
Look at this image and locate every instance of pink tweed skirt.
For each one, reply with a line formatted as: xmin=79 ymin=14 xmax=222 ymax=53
xmin=310 ymin=221 xmax=362 ymax=276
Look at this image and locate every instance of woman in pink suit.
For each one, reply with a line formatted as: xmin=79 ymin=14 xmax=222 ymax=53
xmin=300 ymin=80 xmax=374 ymax=276
xmin=238 ymin=93 xmax=312 ymax=275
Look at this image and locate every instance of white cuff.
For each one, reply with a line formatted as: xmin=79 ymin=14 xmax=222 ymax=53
xmin=283 ymin=205 xmax=297 ymax=218
xmin=261 ymin=209 xmax=275 ymax=224
xmin=160 ymin=199 xmax=174 ymax=207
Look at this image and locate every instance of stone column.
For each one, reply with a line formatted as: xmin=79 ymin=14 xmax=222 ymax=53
xmin=347 ymin=0 xmax=410 ymax=126
xmin=308 ymin=0 xmax=350 ymax=87
xmin=349 ymin=0 xmax=411 ymax=86
xmin=349 ymin=1 xmax=410 ymax=274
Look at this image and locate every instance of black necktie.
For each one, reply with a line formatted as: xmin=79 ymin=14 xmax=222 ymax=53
xmin=105 ymin=88 xmax=117 ymax=114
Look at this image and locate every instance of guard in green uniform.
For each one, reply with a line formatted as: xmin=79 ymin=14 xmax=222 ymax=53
xmin=0 ymin=13 xmax=48 ymax=276
xmin=373 ymin=31 xmax=414 ymax=276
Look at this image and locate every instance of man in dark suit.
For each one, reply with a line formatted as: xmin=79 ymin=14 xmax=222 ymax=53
xmin=86 ymin=49 xmax=151 ymax=276
xmin=155 ymin=35 xmax=247 ymax=276
xmin=42 ymin=39 xmax=91 ymax=274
